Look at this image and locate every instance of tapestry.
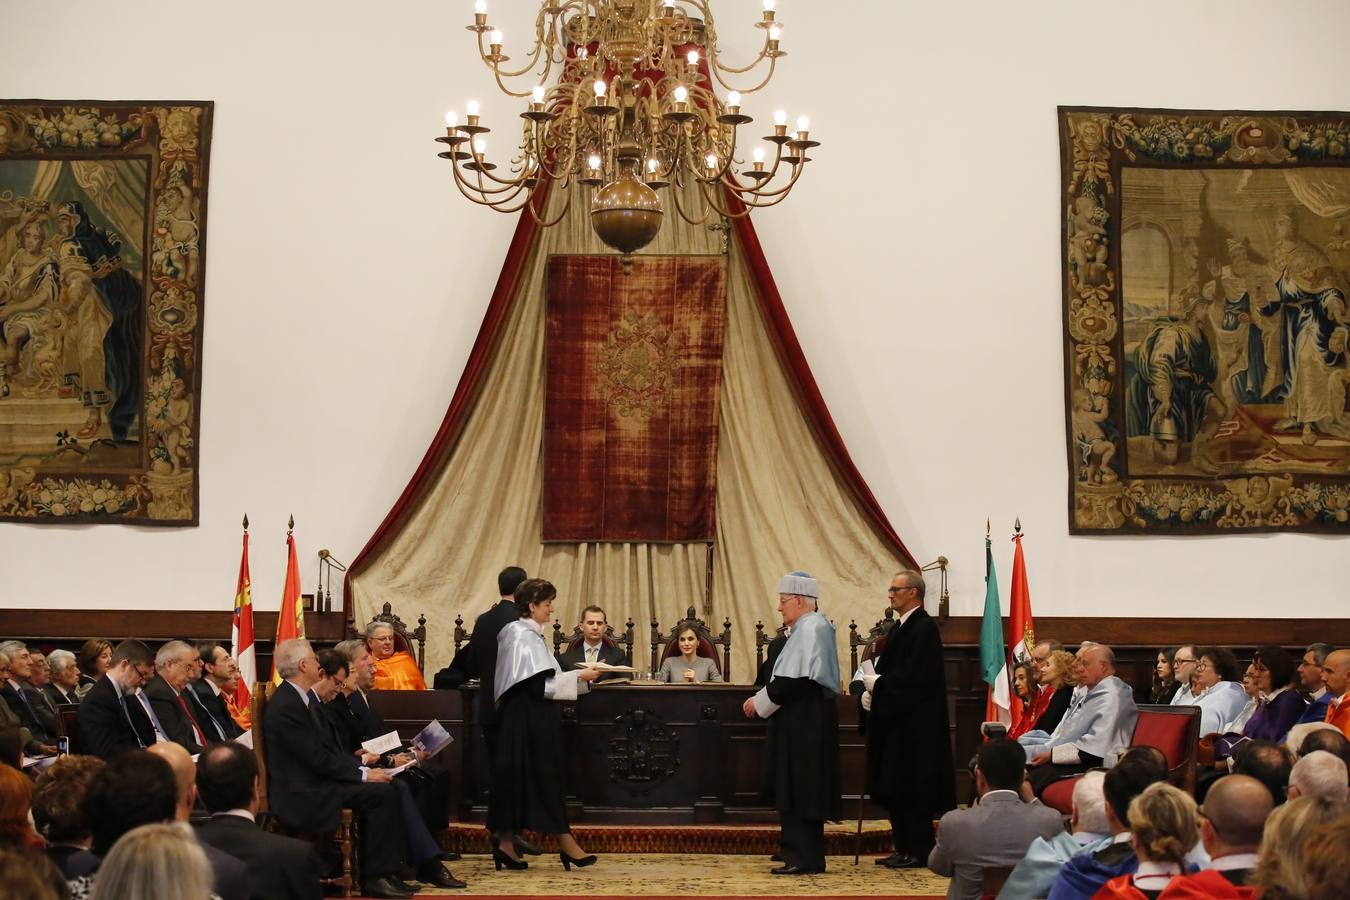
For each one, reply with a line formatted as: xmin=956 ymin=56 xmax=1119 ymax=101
xmin=0 ymin=100 xmax=211 ymax=525
xmin=1060 ymin=106 xmax=1350 ymax=534
xmin=544 ymin=254 xmax=726 ymax=542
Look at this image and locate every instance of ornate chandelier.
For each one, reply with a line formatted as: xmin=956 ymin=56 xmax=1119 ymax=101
xmin=436 ymin=0 xmax=819 ymax=258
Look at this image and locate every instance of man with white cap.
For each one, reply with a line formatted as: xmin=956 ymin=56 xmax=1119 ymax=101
xmin=742 ymin=571 xmax=842 ymax=875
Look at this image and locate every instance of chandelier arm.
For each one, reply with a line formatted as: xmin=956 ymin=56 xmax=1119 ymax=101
xmin=694 ymin=180 xmax=756 ymax=219
xmin=521 ymin=182 xmax=573 ymax=227
xmin=669 ymin=177 xmax=717 ymax=226
xmin=484 ymin=183 xmax=533 ymax=212
xmin=707 ymin=51 xmax=778 ymax=94
xmin=451 ymin=156 xmax=532 ymax=196
xmin=477 ymin=27 xmax=551 ymax=84
xmin=729 ymin=159 xmax=808 ymax=201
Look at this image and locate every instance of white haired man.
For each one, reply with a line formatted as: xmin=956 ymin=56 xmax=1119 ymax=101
xmin=1287 ymin=750 xmax=1349 ymax=803
xmin=143 ymin=640 xmax=211 ymax=755
xmin=999 ymin=769 xmax=1113 ymax=899
xmin=44 ymin=649 xmax=82 ymax=706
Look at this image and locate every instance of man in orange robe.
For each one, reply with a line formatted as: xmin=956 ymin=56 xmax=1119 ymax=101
xmin=367 ymin=621 xmax=427 ymax=691
xmin=1324 ymin=649 xmax=1350 ymax=738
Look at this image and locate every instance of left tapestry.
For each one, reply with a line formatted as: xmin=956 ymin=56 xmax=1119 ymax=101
xmin=0 ymin=100 xmax=211 ymax=525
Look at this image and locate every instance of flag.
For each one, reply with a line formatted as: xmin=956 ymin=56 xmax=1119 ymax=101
xmin=980 ymin=528 xmax=1011 ymax=725
xmin=270 ymin=524 xmax=306 ymax=685
xmin=231 ymin=522 xmax=257 ymax=712
xmin=1006 ymin=528 xmax=1037 ymax=732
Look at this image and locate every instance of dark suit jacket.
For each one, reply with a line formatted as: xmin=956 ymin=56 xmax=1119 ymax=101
xmin=44 ymin=683 xmax=80 ymax=708
xmin=196 ymin=813 xmax=323 ymax=900
xmin=202 ymin=840 xmax=251 ymax=900
xmin=189 ymin=679 xmax=243 ymax=740
xmin=45 ymin=844 xmax=100 ymax=880
xmin=557 ymin=639 xmax=628 ymax=669
xmin=77 ymin=675 xmax=155 ymax=758
xmin=263 ymin=681 xmax=364 ymax=831
xmin=143 ymin=676 xmax=208 ymax=754
xmin=2 ymin=681 xmax=57 ymax=744
xmin=464 ymin=599 xmax=523 ymax=729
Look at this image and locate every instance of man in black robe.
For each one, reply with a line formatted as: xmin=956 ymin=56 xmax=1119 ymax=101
xmin=743 ymin=571 xmax=841 ymax=875
xmin=860 ymin=569 xmax=956 ymax=869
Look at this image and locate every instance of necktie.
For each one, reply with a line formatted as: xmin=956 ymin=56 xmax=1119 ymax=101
xmin=136 ymin=692 xmax=169 ymax=742
xmin=176 ymin=694 xmax=207 ymax=746
xmin=587 ymin=646 xmax=597 ymax=664
xmin=119 ymin=693 xmax=147 ymax=749
xmin=190 ymin=689 xmax=227 ymax=740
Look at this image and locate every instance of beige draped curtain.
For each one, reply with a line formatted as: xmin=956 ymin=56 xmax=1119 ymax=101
xmin=350 ymin=184 xmax=910 ymax=683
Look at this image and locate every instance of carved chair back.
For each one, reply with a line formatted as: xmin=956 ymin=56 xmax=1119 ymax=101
xmin=553 ymin=618 xmax=636 ymax=665
xmin=848 ymin=607 xmax=898 ymax=674
xmin=365 ymin=602 xmax=428 ymax=675
xmin=651 ymin=606 xmax=731 ymax=676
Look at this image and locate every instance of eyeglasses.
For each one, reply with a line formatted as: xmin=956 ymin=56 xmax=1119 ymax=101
xmin=1174 ymin=657 xmax=1197 ymax=664
xmin=887 ymin=586 xmax=916 ymax=594
xmin=1193 ymin=661 xmax=1211 ymax=671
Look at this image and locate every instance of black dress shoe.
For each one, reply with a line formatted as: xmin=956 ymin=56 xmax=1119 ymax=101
xmin=876 ymin=851 xmax=902 ymax=866
xmin=439 ymin=850 xmax=462 ymax=861
xmin=361 ymin=876 xmax=415 ymax=899
xmin=388 ymin=876 xmax=421 ymax=894
xmin=882 ymin=853 xmax=924 ymax=869
xmin=417 ymin=862 xmax=467 ymax=889
xmin=770 ymin=863 xmax=823 ymax=875
xmin=514 ymin=836 xmax=543 ymax=856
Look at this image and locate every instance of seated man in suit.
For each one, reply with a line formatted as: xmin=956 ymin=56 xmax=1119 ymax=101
xmin=76 ymin=639 xmax=159 ymax=758
xmin=196 ymin=741 xmax=323 ymax=900
xmin=1000 ymin=769 xmax=1113 ymax=899
xmin=928 ymin=738 xmax=1064 ymax=900
xmin=1174 ymin=774 xmax=1269 ymax=893
xmin=44 ymin=649 xmax=83 ymax=707
xmin=557 ymin=605 xmax=628 ymax=672
xmin=190 ymin=641 xmax=243 ymax=741
xmin=265 ymin=638 xmax=450 ymax=899
xmin=0 ymin=640 xmax=61 ymax=749
xmin=144 ymin=640 xmax=212 ymax=755
xmin=366 ymin=621 xmax=427 ymax=691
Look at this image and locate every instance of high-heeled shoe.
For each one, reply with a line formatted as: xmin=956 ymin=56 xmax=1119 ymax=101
xmin=560 ymin=851 xmax=597 ymax=871
xmin=493 ymin=847 xmax=528 ymax=871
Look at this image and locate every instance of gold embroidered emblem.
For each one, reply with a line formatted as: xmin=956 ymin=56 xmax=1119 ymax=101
xmin=599 ymin=311 xmax=678 ymax=418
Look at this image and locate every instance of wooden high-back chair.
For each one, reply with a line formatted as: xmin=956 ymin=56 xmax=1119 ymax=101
xmin=367 ymin=602 xmax=429 ymax=675
xmin=650 ymin=606 xmax=731 ymax=677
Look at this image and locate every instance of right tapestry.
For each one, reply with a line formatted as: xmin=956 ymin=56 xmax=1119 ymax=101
xmin=1060 ymin=106 xmax=1350 ymax=534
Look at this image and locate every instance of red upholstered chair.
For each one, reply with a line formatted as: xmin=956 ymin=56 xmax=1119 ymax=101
xmin=661 ymin=633 xmax=719 ymax=665
xmin=1040 ymin=704 xmax=1202 ymax=815
xmin=649 ymin=607 xmax=732 ymax=676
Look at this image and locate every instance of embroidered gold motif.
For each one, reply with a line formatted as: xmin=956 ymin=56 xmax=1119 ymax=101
xmin=598 ymin=311 xmax=678 ymax=418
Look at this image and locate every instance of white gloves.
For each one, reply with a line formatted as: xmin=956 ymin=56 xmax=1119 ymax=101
xmin=861 ymin=690 xmax=873 ymax=711
xmin=862 ymin=673 xmax=880 ymax=693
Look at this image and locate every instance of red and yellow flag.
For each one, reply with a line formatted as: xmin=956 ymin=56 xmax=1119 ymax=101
xmin=231 ymin=517 xmax=257 ymax=710
xmin=270 ymin=522 xmax=306 ymax=685
xmin=1006 ymin=527 xmax=1037 ymax=733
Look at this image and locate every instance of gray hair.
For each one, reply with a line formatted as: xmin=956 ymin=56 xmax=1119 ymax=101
xmin=1072 ymin=769 xmax=1110 ymax=835
xmin=335 ymin=639 xmax=368 ymax=663
xmin=274 ymin=639 xmax=313 ymax=679
xmin=90 ymin=821 xmax=213 ymax=900
xmin=0 ymin=640 xmax=27 ymax=659
xmin=1306 ymin=643 xmax=1334 ymax=666
xmin=894 ymin=569 xmax=926 ymax=601
xmin=0 ymin=650 xmax=8 ymax=668
xmin=364 ymin=621 xmax=395 ymax=640
xmin=155 ymin=640 xmax=192 ymax=670
xmin=1287 ymin=722 xmax=1342 ymax=757
xmin=47 ymin=649 xmax=77 ymax=674
xmin=1290 ymin=751 xmax=1349 ymax=803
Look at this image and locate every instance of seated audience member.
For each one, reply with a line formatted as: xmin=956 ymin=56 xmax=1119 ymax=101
xmin=1149 ymin=648 xmax=1181 ymax=705
xmin=32 ymin=754 xmax=105 ymax=879
xmin=75 ymin=640 xmax=112 ymax=695
xmin=1096 ymin=783 xmax=1199 ymax=899
xmin=1297 ymin=723 xmax=1350 ymax=762
xmin=998 ymin=770 xmax=1110 ymax=900
xmin=1168 ymin=646 xmax=1200 ymax=707
xmin=187 ymin=642 xmax=242 ymax=741
xmin=0 ymin=728 xmax=22 ymax=769
xmin=202 ymin=646 xmax=249 ymax=732
xmin=366 ymin=621 xmax=427 ymax=691
xmin=657 ymin=626 xmax=723 ymax=683
xmin=1018 ymin=645 xmax=1077 ymax=740
xmin=1027 ymin=645 xmax=1138 ymax=796
xmin=44 ymin=650 xmax=82 ymax=707
xmin=1188 ymin=647 xmax=1248 ymax=736
xmin=1286 ymin=750 xmax=1348 ymax=803
xmin=144 ymin=641 xmax=212 ymax=755
xmin=0 ymin=763 xmax=42 ymax=849
xmin=1046 ymin=749 xmax=1169 ymax=900
xmin=1225 ymin=664 xmax=1260 ymax=734
xmin=1297 ymin=813 xmax=1350 ymax=900
xmin=1247 ymin=795 xmax=1347 ymax=900
xmin=1231 ymin=740 xmax=1294 ymax=805
xmin=1322 ymin=648 xmax=1350 ymax=737
xmin=1158 ymin=774 xmax=1270 ymax=897
xmin=27 ymin=654 xmax=60 ymax=718
xmin=557 ymin=605 xmax=629 ymax=671
xmin=1011 ymin=660 xmax=1038 ymax=720
xmin=1295 ymin=643 xmax=1334 ymax=725
xmin=76 ymin=639 xmax=158 ymax=758
xmin=196 ymin=742 xmax=323 ymax=900
xmin=0 ymin=846 xmax=67 ymax=900
xmin=84 ymin=748 xmax=248 ymax=900
xmin=89 ymin=822 xmax=214 ymax=900
xmin=1243 ymin=647 xmax=1307 ymax=743
xmin=927 ymin=738 xmax=1063 ymax=900
xmin=0 ymin=641 xmax=59 ymax=750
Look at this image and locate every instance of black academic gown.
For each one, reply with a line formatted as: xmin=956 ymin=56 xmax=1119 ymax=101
xmin=861 ymin=607 xmax=956 ymax=816
xmin=762 ymin=676 xmax=842 ymax=822
xmin=487 ymin=671 xmax=571 ymax=836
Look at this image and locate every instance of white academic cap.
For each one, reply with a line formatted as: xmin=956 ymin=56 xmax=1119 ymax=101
xmin=777 ymin=571 xmax=819 ymax=599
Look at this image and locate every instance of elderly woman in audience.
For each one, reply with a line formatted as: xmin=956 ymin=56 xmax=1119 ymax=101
xmin=44 ymin=651 xmax=82 ymax=707
xmin=1149 ymin=649 xmax=1180 ymax=704
xmin=0 ymin=764 xmax=42 ymax=850
xmin=1189 ymin=647 xmax=1248 ymax=737
xmin=32 ymin=755 xmax=105 ymax=880
xmin=75 ymin=640 xmax=112 ymax=696
xmin=657 ymin=626 xmax=723 ymax=683
xmin=1248 ymin=795 xmax=1347 ymax=899
xmin=1225 ymin=663 xmax=1261 ymax=734
xmin=1094 ymin=782 xmax=1199 ymax=899
xmin=1016 ymin=649 xmax=1079 ymax=750
xmin=89 ymin=821 xmax=214 ymax=900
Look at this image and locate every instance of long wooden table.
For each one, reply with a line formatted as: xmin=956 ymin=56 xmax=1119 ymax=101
xmin=369 ymin=683 xmax=884 ymax=825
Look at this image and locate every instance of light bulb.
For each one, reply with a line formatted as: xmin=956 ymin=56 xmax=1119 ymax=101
xmin=687 ymin=50 xmax=700 ymax=66
xmin=577 ymin=47 xmax=588 ymax=60
xmin=532 ymin=85 xmax=545 ymax=103
xmin=467 ymin=99 xmax=480 ymax=116
xmin=753 ymin=146 xmax=765 ymax=163
xmin=490 ymin=29 xmax=503 ymax=44
xmin=796 ymin=115 xmax=810 ymax=132
xmin=593 ymin=80 xmax=607 ymax=97
xmin=474 ymin=0 xmax=487 ymax=14
xmin=727 ymin=91 xmax=741 ymax=108
xmin=473 ymin=138 xmax=487 ymax=154
xmin=762 ymin=0 xmax=775 ymax=10
xmin=768 ymin=24 xmax=782 ymax=41
xmin=774 ymin=109 xmax=787 ymax=126
xmin=588 ymin=154 xmax=601 ymax=170
xmin=647 ymin=158 xmax=659 ymax=173
xmin=706 ymin=153 xmax=718 ymax=169
xmin=673 ymin=86 xmax=689 ymax=103
xmin=444 ymin=110 xmax=459 ymax=128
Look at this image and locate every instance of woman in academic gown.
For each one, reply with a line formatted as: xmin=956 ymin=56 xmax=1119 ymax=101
xmin=488 ymin=578 xmax=600 ymax=871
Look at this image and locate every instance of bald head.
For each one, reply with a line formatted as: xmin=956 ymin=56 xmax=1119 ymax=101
xmin=147 ymin=741 xmax=197 ymax=820
xmin=1201 ymin=775 xmax=1272 ymax=854
xmin=1324 ymin=649 xmax=1350 ymax=698
xmin=1076 ymin=643 xmax=1116 ymax=688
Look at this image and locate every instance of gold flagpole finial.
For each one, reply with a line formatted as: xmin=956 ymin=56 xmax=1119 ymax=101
xmin=287 ymin=514 xmax=294 ymax=535
xmin=241 ymin=513 xmax=249 ymax=531
xmin=1014 ymin=517 xmax=1022 ymax=535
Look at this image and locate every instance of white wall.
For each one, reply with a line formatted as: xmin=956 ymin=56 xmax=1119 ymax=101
xmin=2 ymin=0 xmax=1348 ymax=622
